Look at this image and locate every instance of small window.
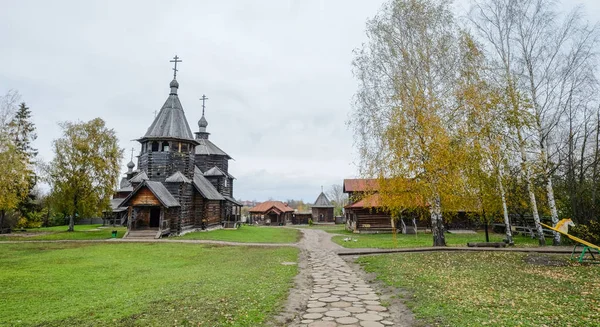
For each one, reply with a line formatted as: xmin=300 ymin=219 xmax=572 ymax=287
xmin=224 ymin=178 xmax=228 ymax=188
xmin=151 ymin=141 xmax=159 ymax=152
xmin=162 ymin=142 xmax=169 ymax=152
xmin=181 ymin=143 xmax=189 ymax=153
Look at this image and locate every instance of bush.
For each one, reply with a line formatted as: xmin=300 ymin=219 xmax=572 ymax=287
xmin=308 ymin=218 xmax=313 ymax=226
xmin=570 ymin=220 xmax=600 ymax=245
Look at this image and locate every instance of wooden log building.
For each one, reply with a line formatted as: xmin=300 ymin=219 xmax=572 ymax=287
xmin=343 ymin=179 xmax=393 ymax=233
xmin=312 ymin=191 xmax=334 ymax=222
xmin=248 ymin=201 xmax=294 ymax=225
xmin=115 ymin=57 xmax=242 ymax=237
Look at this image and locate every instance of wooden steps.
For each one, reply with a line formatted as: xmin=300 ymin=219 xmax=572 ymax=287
xmin=125 ymin=229 xmax=159 ymax=239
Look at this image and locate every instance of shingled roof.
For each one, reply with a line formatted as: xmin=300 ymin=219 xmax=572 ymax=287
xmin=249 ymin=201 xmax=294 ymax=214
xmin=204 ymin=166 xmax=235 ymax=179
xmin=192 ymin=167 xmax=225 ymax=200
xmin=195 ymin=138 xmax=231 ymax=158
xmin=140 ymin=79 xmax=196 ymax=142
xmin=313 ymin=192 xmax=334 ymax=208
xmin=343 ymin=179 xmax=379 ymax=193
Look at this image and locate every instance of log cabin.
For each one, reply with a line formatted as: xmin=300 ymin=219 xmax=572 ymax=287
xmin=312 ymin=191 xmax=334 ymax=222
xmin=248 ymin=201 xmax=294 ymax=225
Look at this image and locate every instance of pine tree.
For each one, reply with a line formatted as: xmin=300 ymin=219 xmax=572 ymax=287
xmin=8 ymin=102 xmax=38 ymax=224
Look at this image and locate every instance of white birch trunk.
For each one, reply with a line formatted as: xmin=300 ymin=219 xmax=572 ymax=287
xmin=518 ymin=129 xmax=546 ymax=245
xmin=429 ymin=193 xmax=446 ymax=246
xmin=539 ymin=142 xmax=560 ymax=245
xmin=497 ymin=170 xmax=513 ymax=244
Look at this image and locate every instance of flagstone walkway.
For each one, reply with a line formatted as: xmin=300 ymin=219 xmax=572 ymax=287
xmin=293 ymin=229 xmax=395 ymax=327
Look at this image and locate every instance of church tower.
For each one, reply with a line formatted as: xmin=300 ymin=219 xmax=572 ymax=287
xmin=137 ymin=56 xmax=198 ymax=182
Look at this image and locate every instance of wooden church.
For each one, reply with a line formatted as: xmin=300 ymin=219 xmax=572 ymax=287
xmin=116 ymin=57 xmax=241 ymax=238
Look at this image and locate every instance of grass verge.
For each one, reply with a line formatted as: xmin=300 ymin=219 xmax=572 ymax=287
xmin=179 ymin=225 xmax=301 ymax=243
xmin=0 ymin=242 xmax=298 ymax=326
xmin=0 ymin=224 xmax=126 ymax=241
xmin=332 ymin=231 xmax=549 ymax=248
xmin=357 ymin=252 xmax=600 ymax=327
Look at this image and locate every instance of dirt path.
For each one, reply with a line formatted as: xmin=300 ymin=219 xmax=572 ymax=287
xmin=275 ymin=229 xmax=413 ymax=327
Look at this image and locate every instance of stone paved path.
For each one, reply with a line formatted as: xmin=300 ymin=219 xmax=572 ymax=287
xmin=295 ymin=229 xmax=394 ymax=327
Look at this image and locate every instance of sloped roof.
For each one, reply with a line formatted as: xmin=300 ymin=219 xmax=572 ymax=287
xmin=109 ymin=198 xmax=128 ymax=212
xmin=141 ymin=80 xmax=196 ymax=142
xmin=118 ymin=180 xmax=180 ymax=208
xmin=313 ymin=192 xmax=334 ymax=208
xmin=249 ymin=201 xmax=294 ymax=214
xmin=343 ymin=179 xmax=379 ymax=193
xmin=192 ymin=167 xmax=225 ymax=200
xmin=129 ymin=171 xmax=149 ymax=183
xmin=204 ymin=166 xmax=235 ymax=179
xmin=195 ymin=138 xmax=231 ymax=158
xmin=224 ymin=196 xmax=242 ymax=206
xmin=165 ymin=171 xmax=191 ymax=183
xmin=345 ymin=193 xmax=381 ymax=209
xmin=119 ymin=177 xmax=130 ymax=189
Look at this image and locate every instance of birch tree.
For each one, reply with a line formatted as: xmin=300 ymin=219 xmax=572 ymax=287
xmin=351 ymin=0 xmax=467 ymax=246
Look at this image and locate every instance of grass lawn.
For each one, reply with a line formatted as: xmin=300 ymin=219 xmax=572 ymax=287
xmin=0 ymin=224 xmax=127 ymax=241
xmin=0 ymin=242 xmax=298 ymax=327
xmin=332 ymin=231 xmax=548 ymax=248
xmin=357 ymin=252 xmax=600 ymax=327
xmin=179 ymin=225 xmax=301 ymax=243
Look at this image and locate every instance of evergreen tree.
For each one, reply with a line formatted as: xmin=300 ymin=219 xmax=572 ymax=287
xmin=9 ymin=102 xmax=38 ymax=224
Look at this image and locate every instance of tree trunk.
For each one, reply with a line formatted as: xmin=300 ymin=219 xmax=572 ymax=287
xmin=497 ymin=171 xmax=513 ymax=244
xmin=429 ymin=194 xmax=446 ymax=246
xmin=540 ymin=137 xmax=560 ymax=245
xmin=0 ymin=210 xmax=4 ymax=232
xmin=68 ymin=215 xmax=74 ymax=232
xmin=518 ymin=128 xmax=545 ymax=246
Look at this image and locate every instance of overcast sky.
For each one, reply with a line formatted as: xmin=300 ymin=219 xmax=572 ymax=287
xmin=1 ymin=0 xmax=598 ymax=202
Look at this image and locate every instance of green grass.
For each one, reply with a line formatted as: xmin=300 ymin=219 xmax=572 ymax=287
xmin=178 ymin=225 xmax=301 ymax=243
xmin=0 ymin=224 xmax=127 ymax=241
xmin=0 ymin=242 xmax=298 ymax=326
xmin=332 ymin=231 xmax=549 ymax=248
xmin=357 ymin=252 xmax=600 ymax=327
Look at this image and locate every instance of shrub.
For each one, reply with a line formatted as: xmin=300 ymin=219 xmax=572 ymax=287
xmin=570 ymin=220 xmax=600 ymax=245
xmin=308 ymin=218 xmax=313 ymax=226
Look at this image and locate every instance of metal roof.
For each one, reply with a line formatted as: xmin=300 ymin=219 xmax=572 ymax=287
xmin=118 ymin=180 xmax=180 ymax=208
xmin=119 ymin=177 xmax=130 ymax=189
xmin=165 ymin=171 xmax=191 ymax=183
xmin=313 ymin=192 xmax=334 ymax=208
xmin=195 ymin=138 xmax=231 ymax=158
xmin=141 ymin=79 xmax=196 ymax=142
xmin=192 ymin=166 xmax=225 ymax=200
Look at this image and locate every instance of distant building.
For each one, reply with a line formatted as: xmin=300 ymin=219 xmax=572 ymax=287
xmin=343 ymin=179 xmax=392 ymax=232
xmin=113 ymin=57 xmax=241 ymax=238
xmin=312 ymin=191 xmax=334 ymax=222
xmin=248 ymin=201 xmax=294 ymax=225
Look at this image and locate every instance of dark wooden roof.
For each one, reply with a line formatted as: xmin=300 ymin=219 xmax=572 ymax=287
xmin=140 ymin=79 xmax=197 ymax=143
xmin=192 ymin=167 xmax=225 ymax=200
xmin=313 ymin=192 xmax=334 ymax=208
xmin=195 ymin=138 xmax=231 ymax=159
xmin=204 ymin=166 xmax=235 ymax=179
